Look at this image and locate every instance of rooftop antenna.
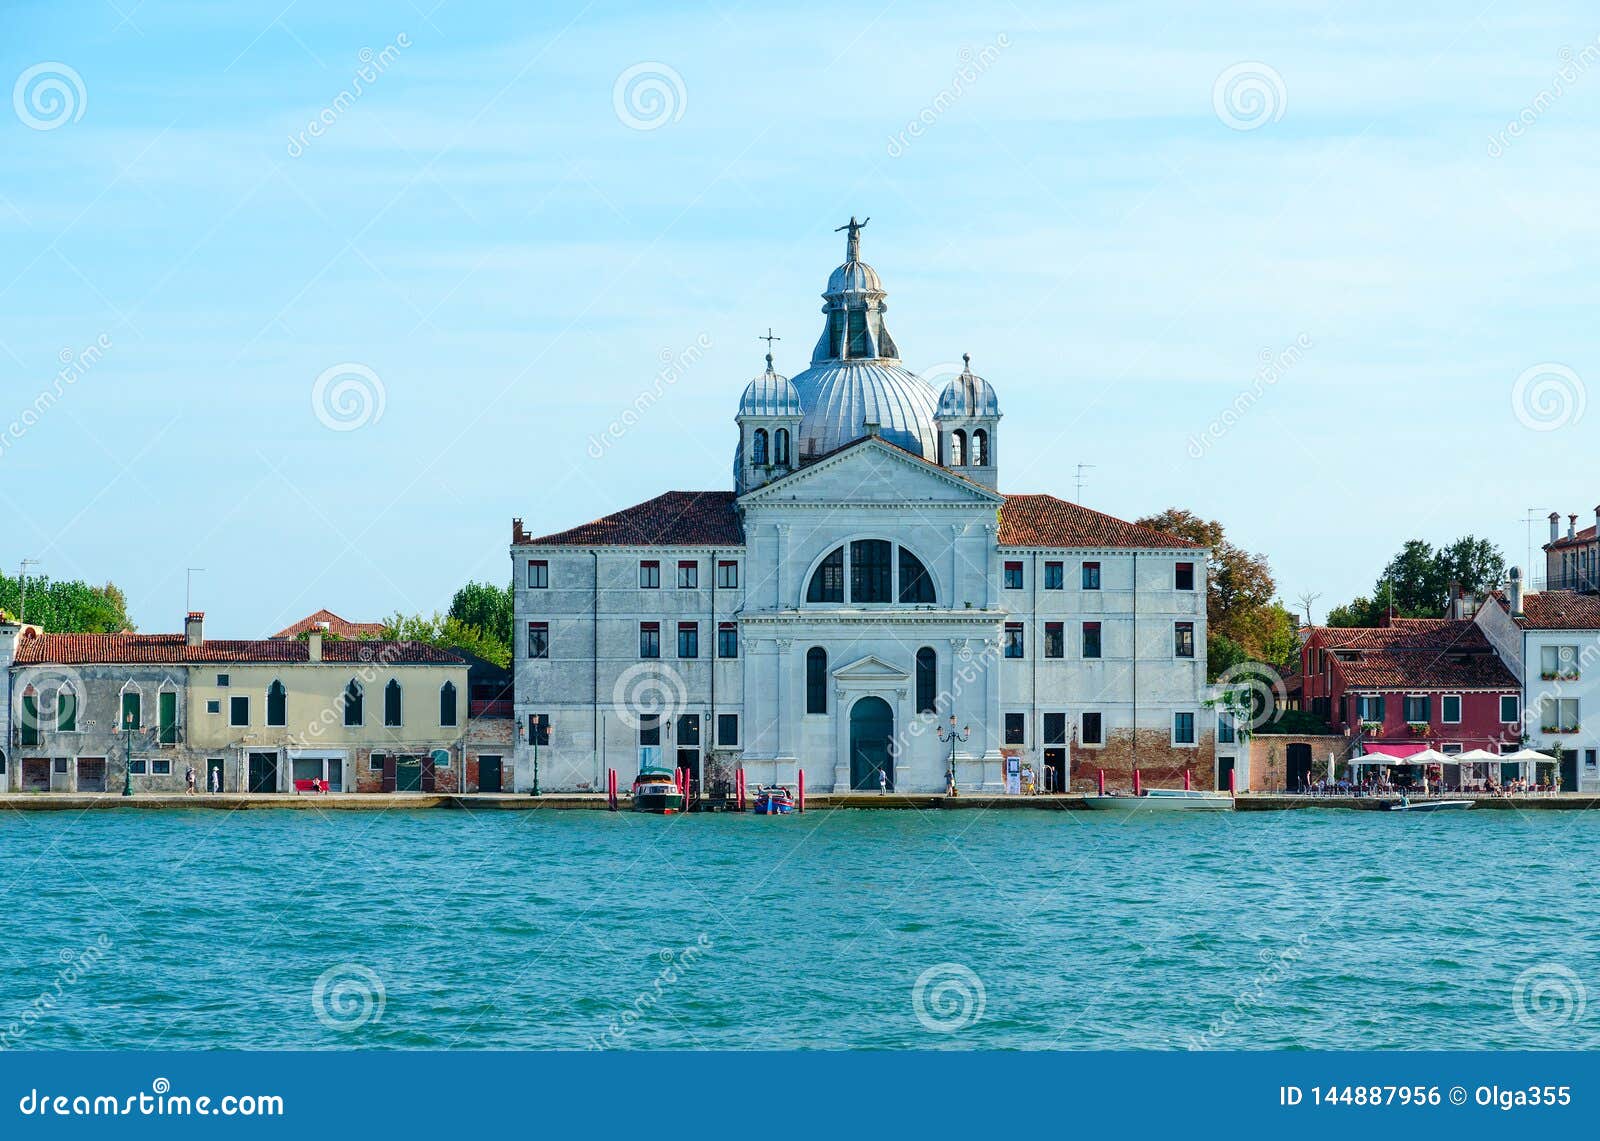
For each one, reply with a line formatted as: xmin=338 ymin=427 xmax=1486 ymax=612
xmin=759 ymin=327 xmax=781 ymax=369
xmin=186 ymin=568 xmax=205 ymax=613
xmin=1520 ymin=508 xmax=1547 ymax=586
xmin=1075 ymin=464 xmax=1095 ymax=503
xmin=18 ymin=558 xmax=39 ymax=622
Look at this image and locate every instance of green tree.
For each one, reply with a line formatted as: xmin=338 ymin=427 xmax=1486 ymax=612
xmin=380 ymin=611 xmax=511 ymax=669
xmin=0 ymin=573 xmax=134 ymax=632
xmin=448 ymin=581 xmax=512 ymax=652
xmin=1327 ymin=535 xmax=1507 ymax=624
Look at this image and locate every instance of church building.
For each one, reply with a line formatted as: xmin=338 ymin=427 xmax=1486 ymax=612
xmin=510 ymin=220 xmax=1229 ymax=794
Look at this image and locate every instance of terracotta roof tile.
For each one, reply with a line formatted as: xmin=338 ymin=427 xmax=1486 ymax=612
xmin=517 ymin=491 xmax=743 ymax=547
xmin=14 ymin=631 xmax=463 ymax=666
xmin=997 ymin=495 xmax=1202 ymax=550
xmin=1515 ymin=591 xmax=1600 ymax=630
xmin=271 ymin=609 xmax=387 ymax=639
xmin=1547 ymin=523 xmax=1597 ymax=550
xmin=1311 ymin=621 xmax=1518 ymax=690
xmin=1314 ymin=619 xmax=1478 ymax=651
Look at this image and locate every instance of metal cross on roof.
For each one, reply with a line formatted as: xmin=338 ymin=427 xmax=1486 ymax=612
xmin=760 ymin=327 xmax=781 ymax=367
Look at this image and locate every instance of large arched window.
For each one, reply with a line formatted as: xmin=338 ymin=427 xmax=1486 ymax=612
xmin=950 ymin=429 xmax=967 ymax=466
xmin=752 ymin=428 xmax=769 ymax=465
xmin=971 ymin=428 xmax=988 ymax=466
xmin=916 ymin=647 xmax=937 ymax=714
xmin=440 ymin=680 xmax=458 ymax=727
xmin=384 ymin=679 xmax=402 ymax=727
xmin=806 ymin=541 xmax=938 ymax=606
xmin=806 ymin=647 xmax=828 ymax=714
xmin=344 ymin=680 xmax=364 ymax=726
xmin=266 ymin=679 xmax=287 ymax=727
xmin=774 ymin=428 xmax=790 ymax=465
xmin=899 ymin=548 xmax=936 ymax=604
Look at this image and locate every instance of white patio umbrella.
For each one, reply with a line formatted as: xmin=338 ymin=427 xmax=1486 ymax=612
xmin=1500 ymin=747 xmax=1555 ymax=789
xmin=1407 ymin=748 xmax=1454 ymax=765
xmin=1454 ymin=748 xmax=1500 ymax=789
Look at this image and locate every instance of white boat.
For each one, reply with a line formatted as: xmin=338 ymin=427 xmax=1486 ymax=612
xmin=1083 ymin=788 xmax=1234 ymax=812
xmin=1387 ymin=798 xmax=1473 ymax=813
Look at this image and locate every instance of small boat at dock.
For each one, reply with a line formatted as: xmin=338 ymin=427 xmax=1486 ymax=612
xmin=1084 ymin=788 xmax=1234 ymax=812
xmin=631 ymin=768 xmax=685 ymax=814
xmin=1387 ymin=797 xmax=1472 ymax=813
xmin=751 ymin=786 xmax=795 ymax=815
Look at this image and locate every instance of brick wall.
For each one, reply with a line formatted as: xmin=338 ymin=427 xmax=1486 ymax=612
xmin=1069 ymin=728 xmax=1218 ymax=792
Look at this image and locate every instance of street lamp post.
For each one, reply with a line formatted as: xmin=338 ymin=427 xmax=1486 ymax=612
xmin=936 ymin=714 xmax=969 ymax=796
xmin=121 ymin=707 xmax=136 ymax=797
xmin=521 ymin=715 xmax=542 ymax=796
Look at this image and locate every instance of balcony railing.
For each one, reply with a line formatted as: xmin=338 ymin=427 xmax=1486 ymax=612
xmin=1533 ymin=572 xmax=1600 ymax=593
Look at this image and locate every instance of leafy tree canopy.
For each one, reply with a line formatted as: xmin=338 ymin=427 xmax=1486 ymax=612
xmin=0 ymin=572 xmax=133 ymax=632
xmin=1326 ymin=536 xmax=1506 ymax=626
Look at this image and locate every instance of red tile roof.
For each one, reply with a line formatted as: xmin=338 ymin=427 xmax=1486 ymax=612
xmin=1547 ymin=522 xmax=1597 ymax=550
xmin=1310 ymin=621 xmax=1517 ymax=690
xmin=997 ymin=495 xmax=1202 ymax=549
xmin=15 ymin=631 xmax=463 ymax=665
xmin=271 ymin=609 xmax=387 ymax=640
xmin=1513 ymin=591 xmax=1600 ymax=630
xmin=517 ymin=491 xmax=743 ymax=547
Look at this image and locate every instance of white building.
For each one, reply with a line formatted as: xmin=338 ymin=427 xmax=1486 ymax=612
xmin=1477 ymin=570 xmax=1600 ymax=792
xmin=510 ymin=221 xmax=1225 ymax=794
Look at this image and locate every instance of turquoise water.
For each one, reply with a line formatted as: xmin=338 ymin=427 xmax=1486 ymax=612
xmin=2 ymin=807 xmax=1596 ymax=1050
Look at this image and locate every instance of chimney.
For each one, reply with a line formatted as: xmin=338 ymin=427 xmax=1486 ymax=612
xmin=307 ymin=630 xmax=323 ymax=662
xmin=1570 ymin=514 xmax=1579 ymax=541
xmin=184 ymin=611 xmax=204 ymax=647
xmin=1509 ymin=566 xmax=1524 ymax=616
xmin=1447 ymin=580 xmax=1463 ymax=620
xmin=1550 ymin=512 xmax=1561 ymax=543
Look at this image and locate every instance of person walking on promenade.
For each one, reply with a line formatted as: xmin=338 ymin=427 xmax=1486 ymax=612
xmin=185 ymin=765 xmax=197 ymax=795
xmin=878 ymin=769 xmax=887 ymax=795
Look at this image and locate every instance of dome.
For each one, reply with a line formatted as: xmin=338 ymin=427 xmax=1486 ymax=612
xmin=936 ymin=355 xmax=1000 ymax=418
xmin=826 ymin=260 xmax=884 ymax=296
xmin=738 ymin=359 xmax=802 ymax=417
xmin=790 ymin=359 xmax=939 ymax=459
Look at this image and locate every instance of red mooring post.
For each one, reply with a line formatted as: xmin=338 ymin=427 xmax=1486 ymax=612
xmin=1184 ymin=769 xmax=1192 ymax=791
xmin=797 ymin=769 xmax=805 ymax=813
xmin=736 ymin=768 xmax=746 ymax=812
xmin=607 ymin=768 xmax=617 ymax=811
xmin=1133 ymin=768 xmax=1142 ymax=797
xmin=1229 ymin=769 xmax=1237 ymax=799
xmin=1097 ymin=768 xmax=1105 ymax=796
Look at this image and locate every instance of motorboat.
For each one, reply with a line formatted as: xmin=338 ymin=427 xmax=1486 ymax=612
xmin=1083 ymin=787 xmax=1234 ymax=812
xmin=631 ymin=767 xmax=685 ymax=814
xmin=751 ymin=785 xmax=795 ymax=815
xmin=1387 ymin=797 xmax=1473 ymax=813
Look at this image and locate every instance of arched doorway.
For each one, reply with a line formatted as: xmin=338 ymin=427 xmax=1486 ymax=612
xmin=850 ymin=696 xmax=894 ymax=791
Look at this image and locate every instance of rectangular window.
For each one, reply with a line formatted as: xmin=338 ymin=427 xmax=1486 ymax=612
xmin=1403 ymin=694 xmax=1430 ymax=723
xmin=1081 ymin=562 xmax=1101 ymax=590
xmin=151 ymin=759 xmax=171 ymax=776
xmin=527 ymin=560 xmax=548 ymax=589
xmin=1441 ymin=695 xmax=1462 ymax=724
xmin=1004 ymin=623 xmax=1025 ymax=658
xmin=717 ymin=713 xmax=739 ymax=747
xmin=229 ymin=695 xmax=249 ymax=727
xmin=1357 ymin=694 xmax=1385 ymax=722
xmin=54 ymin=757 xmax=68 ymax=774
xmin=528 ymin=714 xmax=551 ymax=746
xmin=639 ymin=622 xmax=660 ymax=659
xmin=717 ymin=622 xmax=738 ymax=659
xmin=1082 ymin=622 xmax=1102 ymax=659
xmin=677 ymin=560 xmax=698 ymax=589
xmin=639 ymin=560 xmax=660 ymax=589
xmin=1587 ymin=749 xmax=1597 ymax=770
xmin=1218 ymin=712 xmax=1236 ymax=744
xmin=677 ymin=622 xmax=699 ymax=659
xmin=216 ymin=674 xmax=230 ymax=687
xmin=1173 ymin=712 xmax=1196 ymax=745
xmin=1044 ymin=622 xmax=1064 ymax=659
xmin=1004 ymin=561 xmax=1023 ymax=589
xmin=1043 ymin=712 xmax=1067 ymax=745
xmin=1540 ymin=697 xmax=1580 ymax=732
xmin=129 ymin=758 xmax=147 ymax=774
xmin=1081 ymin=711 xmax=1103 ymax=745
xmin=1044 ymin=561 xmax=1064 ymax=590
xmin=207 ymin=699 xmax=221 ymax=715
xmin=1004 ymin=713 xmax=1025 ymax=745
xmin=1500 ymin=694 xmax=1520 ymax=724
xmin=677 ymin=714 xmax=700 ymax=746
xmin=527 ymin=622 xmax=549 ymax=659
xmin=717 ymin=560 xmax=738 ymax=589
xmin=1174 ymin=622 xmax=1195 ymax=658
xmin=638 ymin=714 xmax=661 ymax=747
xmin=1175 ymin=561 xmax=1195 ymax=591
xmin=1540 ymin=644 xmax=1580 ymax=678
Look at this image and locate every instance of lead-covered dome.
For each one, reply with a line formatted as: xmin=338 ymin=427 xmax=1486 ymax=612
xmin=738 ymin=356 xmax=801 ymax=417
xmin=936 ymin=355 xmax=1000 ymax=418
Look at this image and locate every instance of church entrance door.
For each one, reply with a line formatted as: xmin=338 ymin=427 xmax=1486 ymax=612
xmin=849 ymin=696 xmax=894 ymax=791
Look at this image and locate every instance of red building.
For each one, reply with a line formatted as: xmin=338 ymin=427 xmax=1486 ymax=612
xmin=1300 ymin=617 xmax=1522 ymax=768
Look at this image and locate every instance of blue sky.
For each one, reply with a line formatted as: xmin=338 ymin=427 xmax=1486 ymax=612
xmin=2 ymin=0 xmax=1596 ymax=635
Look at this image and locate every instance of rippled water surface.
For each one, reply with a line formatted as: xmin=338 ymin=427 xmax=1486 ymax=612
xmin=4 ymin=807 xmax=1597 ymax=1049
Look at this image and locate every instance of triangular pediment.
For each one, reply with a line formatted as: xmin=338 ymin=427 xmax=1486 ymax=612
xmin=737 ymin=436 xmax=1004 ymax=507
xmin=831 ymin=653 xmax=910 ymax=682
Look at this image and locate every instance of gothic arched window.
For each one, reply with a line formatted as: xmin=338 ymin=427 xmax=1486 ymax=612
xmin=806 ymin=647 xmax=828 ymax=714
xmin=266 ymin=679 xmax=287 ymax=727
xmin=344 ymin=680 xmax=364 ymax=726
xmin=384 ymin=679 xmax=402 ymax=727
xmin=439 ymin=680 xmax=458 ymax=727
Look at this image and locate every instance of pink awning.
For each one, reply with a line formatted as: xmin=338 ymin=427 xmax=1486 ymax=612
xmin=1360 ymin=741 xmax=1429 ymax=760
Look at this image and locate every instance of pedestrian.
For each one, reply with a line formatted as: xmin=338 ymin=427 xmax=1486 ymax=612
xmin=878 ymin=769 xmax=887 ymax=795
xmin=208 ymin=767 xmax=219 ymax=793
xmin=184 ymin=765 xmax=197 ymax=795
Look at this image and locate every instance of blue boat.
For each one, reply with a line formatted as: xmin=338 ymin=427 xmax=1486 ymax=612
xmin=751 ymin=786 xmax=795 ymax=815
